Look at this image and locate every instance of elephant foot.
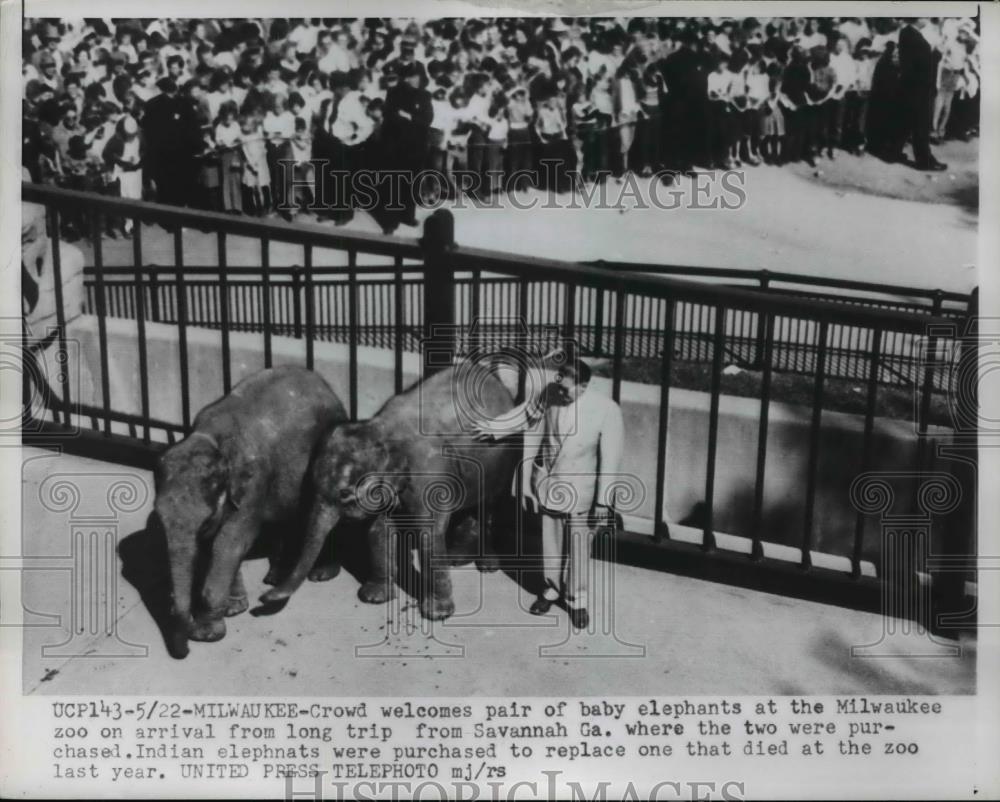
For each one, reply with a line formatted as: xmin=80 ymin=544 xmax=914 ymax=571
xmin=476 ymin=555 xmax=500 ymax=573
xmin=188 ymin=616 xmax=226 ymax=642
xmin=224 ymin=594 xmax=249 ymax=617
xmin=358 ymin=580 xmax=396 ymax=604
xmin=308 ymin=562 xmax=341 ymax=583
xmin=420 ymin=595 xmax=456 ymax=621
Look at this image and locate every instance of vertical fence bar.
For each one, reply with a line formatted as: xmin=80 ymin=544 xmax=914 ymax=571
xmin=562 ymin=282 xmax=577 ymax=354
xmin=348 ymin=250 xmax=359 ymax=420
xmin=593 ymin=288 xmax=606 ymax=356
xmin=702 ymin=307 xmax=726 ymax=552
xmin=217 ymin=232 xmax=231 ymax=393
xmin=749 ymin=313 xmax=776 ymax=561
xmin=611 ymin=287 xmax=626 ymax=404
xmin=394 ymin=256 xmax=405 ymax=394
xmin=517 ymin=277 xmax=529 ymax=401
xmin=91 ymin=212 xmax=112 ymax=435
xmin=291 ymin=267 xmax=303 ymax=339
xmin=131 ymin=218 xmax=151 ymax=444
xmin=174 ymin=229 xmax=191 ymax=432
xmin=801 ymin=319 xmax=829 ymax=570
xmin=753 ymin=271 xmax=770 ymax=368
xmin=470 ymin=268 xmax=482 ymax=354
xmin=652 ymin=299 xmax=675 ymax=542
xmin=148 ymin=251 xmax=161 ymax=323
xmin=852 ymin=328 xmax=883 ymax=578
xmin=304 ymin=244 xmax=315 ymax=370
xmin=47 ymin=207 xmax=74 ymax=426
xmin=261 ymin=238 xmax=272 ymax=368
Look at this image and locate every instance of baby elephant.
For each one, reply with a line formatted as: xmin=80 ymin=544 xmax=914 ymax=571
xmin=153 ymin=365 xmax=347 ymax=658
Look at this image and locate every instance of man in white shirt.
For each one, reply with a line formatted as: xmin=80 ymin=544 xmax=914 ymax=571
xmin=318 ymin=27 xmax=354 ymax=75
xmin=475 ymin=356 xmax=625 ymax=630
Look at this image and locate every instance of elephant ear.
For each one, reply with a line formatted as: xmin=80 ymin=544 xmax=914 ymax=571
xmin=223 ymin=450 xmax=259 ymax=511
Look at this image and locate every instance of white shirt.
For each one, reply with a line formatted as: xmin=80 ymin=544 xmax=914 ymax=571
xmin=318 ymin=46 xmax=352 ymax=75
xmin=830 ymin=53 xmax=857 ymax=90
xmin=707 ymin=70 xmax=734 ymax=99
xmin=330 ymin=90 xmax=373 ymax=145
xmin=263 ymin=110 xmax=295 ymax=142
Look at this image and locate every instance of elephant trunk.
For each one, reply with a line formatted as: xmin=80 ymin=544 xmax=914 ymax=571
xmin=259 ymin=503 xmax=339 ymax=604
xmin=165 ymin=526 xmax=198 ymax=660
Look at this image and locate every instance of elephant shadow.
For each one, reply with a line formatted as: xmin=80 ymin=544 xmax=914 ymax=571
xmin=117 ymin=519 xmax=176 ymax=653
xmin=118 ymin=515 xmax=374 ymax=650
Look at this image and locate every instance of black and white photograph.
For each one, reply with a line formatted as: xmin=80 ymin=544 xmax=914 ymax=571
xmin=2 ymin=1 xmax=998 ymax=798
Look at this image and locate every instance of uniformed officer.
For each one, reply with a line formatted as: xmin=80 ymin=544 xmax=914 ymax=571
xmin=382 ymin=60 xmax=433 ymax=228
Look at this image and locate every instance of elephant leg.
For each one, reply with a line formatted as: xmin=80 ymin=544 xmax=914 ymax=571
xmin=224 ymin=569 xmax=249 ymax=617
xmin=358 ymin=517 xmax=397 ymax=604
xmin=262 ymin=535 xmax=286 ymax=586
xmin=419 ymin=512 xmax=455 ymax=620
xmin=308 ymin=531 xmax=341 ymax=582
xmin=476 ymin=508 xmax=500 ymax=573
xmin=191 ymin=514 xmax=251 ymax=641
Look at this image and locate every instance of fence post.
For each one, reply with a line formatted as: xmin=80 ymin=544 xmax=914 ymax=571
xmin=420 ymin=209 xmax=456 ymax=377
xmin=291 ymin=266 xmax=303 ymax=339
xmin=752 ymin=269 xmax=770 ymax=369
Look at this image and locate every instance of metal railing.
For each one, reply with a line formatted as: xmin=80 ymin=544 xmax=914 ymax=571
xmin=80 ymin=259 xmax=967 ymax=391
xmin=22 ymin=182 xmax=976 ymax=624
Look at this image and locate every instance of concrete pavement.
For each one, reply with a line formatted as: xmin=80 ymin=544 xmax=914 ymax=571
xmin=19 ymin=447 xmax=975 ymax=696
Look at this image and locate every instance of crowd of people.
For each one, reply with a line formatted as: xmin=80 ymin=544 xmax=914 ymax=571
xmin=22 ymin=15 xmax=981 ymax=236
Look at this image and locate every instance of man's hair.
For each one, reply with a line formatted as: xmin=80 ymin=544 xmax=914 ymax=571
xmin=558 ymin=358 xmax=591 ymax=385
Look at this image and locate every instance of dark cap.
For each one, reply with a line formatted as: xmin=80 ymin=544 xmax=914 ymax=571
xmin=25 ymin=79 xmax=50 ymax=101
xmin=156 ymin=76 xmax=177 ymax=93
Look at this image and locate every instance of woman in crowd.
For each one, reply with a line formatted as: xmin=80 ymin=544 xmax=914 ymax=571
xmin=20 ymin=14 xmax=981 ymax=225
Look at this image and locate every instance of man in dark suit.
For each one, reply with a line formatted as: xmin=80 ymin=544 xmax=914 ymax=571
xmin=658 ymin=27 xmax=706 ymax=178
xmin=383 ymin=61 xmax=433 ymax=228
xmin=140 ymin=78 xmax=202 ymax=206
xmin=897 ymin=18 xmax=947 ymax=171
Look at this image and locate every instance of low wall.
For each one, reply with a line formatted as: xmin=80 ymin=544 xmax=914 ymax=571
xmin=59 ymin=314 xmax=969 ymax=564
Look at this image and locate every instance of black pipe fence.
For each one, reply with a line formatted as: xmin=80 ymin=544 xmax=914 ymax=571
xmin=81 ymin=261 xmax=965 ymax=391
xmin=21 ymin=182 xmax=976 ymax=626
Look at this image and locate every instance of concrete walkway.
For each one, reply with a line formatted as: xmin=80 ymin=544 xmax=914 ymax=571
xmin=19 ymin=447 xmax=974 ymax=696
xmin=82 ymin=158 xmax=976 ymax=294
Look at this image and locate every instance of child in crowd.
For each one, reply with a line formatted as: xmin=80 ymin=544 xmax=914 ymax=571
xmin=484 ymin=92 xmax=509 ymax=194
xmin=240 ymin=114 xmax=270 ymax=216
xmin=262 ymin=93 xmax=296 ymax=219
xmin=290 ymin=114 xmax=314 ymax=212
xmin=745 ymin=58 xmax=771 ymax=165
xmin=761 ymin=74 xmax=791 ymax=164
xmin=213 ymin=100 xmax=243 ymax=214
xmin=505 ymin=85 xmax=533 ymax=191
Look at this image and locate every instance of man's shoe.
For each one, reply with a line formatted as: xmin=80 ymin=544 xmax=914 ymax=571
xmin=918 ymin=158 xmax=948 ymax=172
xmin=529 ymin=596 xmax=555 ymax=616
xmin=568 ymin=607 xmax=589 ymax=630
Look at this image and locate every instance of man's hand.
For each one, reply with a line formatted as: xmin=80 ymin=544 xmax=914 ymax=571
xmin=472 ymin=423 xmax=496 ymax=441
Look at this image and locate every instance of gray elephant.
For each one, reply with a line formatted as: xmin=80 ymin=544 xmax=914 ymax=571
xmin=260 ymin=365 xmax=520 ymax=620
xmin=154 ymin=365 xmax=347 ymax=658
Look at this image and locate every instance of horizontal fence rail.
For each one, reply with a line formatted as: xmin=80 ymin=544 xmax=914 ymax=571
xmin=21 ymin=182 xmax=975 ymax=625
xmin=81 ymin=263 xmax=964 ymax=391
